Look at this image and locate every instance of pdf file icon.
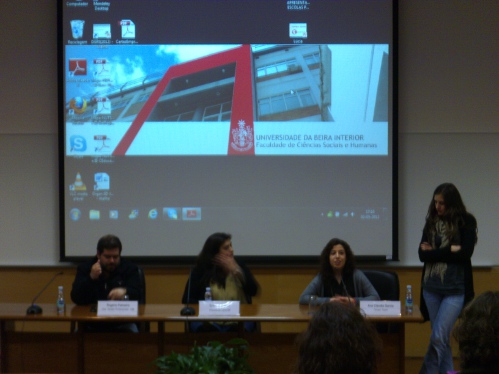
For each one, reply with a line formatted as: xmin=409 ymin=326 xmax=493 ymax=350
xmin=182 ymin=208 xmax=201 ymax=220
xmin=69 ymin=59 xmax=87 ymax=76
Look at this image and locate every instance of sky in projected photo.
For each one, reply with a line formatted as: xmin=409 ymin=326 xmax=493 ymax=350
xmin=66 ymin=44 xmax=239 ymax=101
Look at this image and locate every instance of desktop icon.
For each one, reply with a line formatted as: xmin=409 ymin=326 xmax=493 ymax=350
xmin=148 ymin=209 xmax=158 ymax=220
xmin=69 ymin=135 xmax=87 ymax=153
xmin=69 ymin=208 xmax=81 ymax=221
xmin=163 ymin=208 xmax=179 ymax=220
xmin=89 ymin=210 xmax=100 ymax=220
xmin=120 ymin=19 xmax=135 ymax=39
xmin=93 ymin=59 xmax=111 ymax=79
xmin=129 ymin=209 xmax=139 ymax=219
xmin=93 ymin=24 xmax=111 ymax=39
xmin=289 ymin=23 xmax=307 ymax=38
xmin=68 ymin=59 xmax=87 ymax=76
xmin=69 ymin=172 xmax=86 ymax=191
xmin=93 ymin=135 xmax=112 ymax=153
xmin=70 ymin=20 xmax=85 ymax=39
xmin=69 ymin=97 xmax=87 ymax=115
xmin=182 ymin=207 xmax=201 ymax=221
xmin=109 ymin=210 xmax=119 ymax=219
xmin=94 ymin=172 xmax=110 ymax=190
xmin=93 ymin=97 xmax=111 ymax=115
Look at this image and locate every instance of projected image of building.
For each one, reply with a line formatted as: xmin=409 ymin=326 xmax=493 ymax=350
xmin=67 ymin=44 xmax=387 ymax=125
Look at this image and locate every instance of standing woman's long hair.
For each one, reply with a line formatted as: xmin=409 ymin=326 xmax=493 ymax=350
xmin=424 ymin=183 xmax=477 ymax=243
xmin=194 ymin=232 xmax=232 ymax=287
xmin=319 ymin=238 xmax=356 ymax=287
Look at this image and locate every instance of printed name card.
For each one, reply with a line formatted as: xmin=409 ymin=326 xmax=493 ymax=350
xmin=199 ymin=301 xmax=240 ymax=316
xmin=360 ymin=300 xmax=401 ymax=316
xmin=97 ymin=300 xmax=138 ymax=316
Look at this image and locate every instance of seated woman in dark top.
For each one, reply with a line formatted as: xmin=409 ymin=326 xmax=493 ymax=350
xmin=182 ymin=232 xmax=259 ymax=332
xmin=299 ymin=237 xmax=379 ymax=306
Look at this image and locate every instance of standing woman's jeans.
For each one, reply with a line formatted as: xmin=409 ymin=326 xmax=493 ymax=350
xmin=419 ymin=290 xmax=464 ymax=374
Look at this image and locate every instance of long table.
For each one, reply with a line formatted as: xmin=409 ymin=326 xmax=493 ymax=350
xmin=0 ymin=303 xmax=422 ymax=374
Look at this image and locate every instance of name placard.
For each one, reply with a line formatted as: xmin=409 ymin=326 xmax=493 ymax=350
xmin=97 ymin=300 xmax=138 ymax=316
xmin=360 ymin=300 xmax=401 ymax=316
xmin=199 ymin=301 xmax=240 ymax=316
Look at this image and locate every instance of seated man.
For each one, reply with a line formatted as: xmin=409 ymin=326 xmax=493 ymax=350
xmin=71 ymin=234 xmax=141 ymax=332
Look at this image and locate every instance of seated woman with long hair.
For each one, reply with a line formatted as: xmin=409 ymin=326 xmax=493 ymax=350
xmin=182 ymin=232 xmax=259 ymax=332
xmin=299 ymin=237 xmax=379 ymax=306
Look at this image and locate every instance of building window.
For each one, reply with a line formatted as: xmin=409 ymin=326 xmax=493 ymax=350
xmin=258 ymin=89 xmax=314 ymax=116
xmin=113 ymin=98 xmax=130 ymax=110
xmin=256 ymin=59 xmax=298 ymax=78
xmin=164 ymin=111 xmax=195 ymax=121
xmin=137 ymin=93 xmax=150 ymax=102
xmin=303 ymin=52 xmax=320 ymax=66
xmin=202 ymin=101 xmax=232 ymax=122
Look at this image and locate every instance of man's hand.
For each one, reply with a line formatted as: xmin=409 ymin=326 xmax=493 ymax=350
xmin=108 ymin=287 xmax=127 ymax=300
xmin=90 ymin=259 xmax=102 ymax=280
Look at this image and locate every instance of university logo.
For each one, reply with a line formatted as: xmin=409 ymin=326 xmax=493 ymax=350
xmin=230 ymin=120 xmax=254 ymax=152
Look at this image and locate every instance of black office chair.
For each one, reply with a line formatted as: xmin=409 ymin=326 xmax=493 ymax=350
xmin=362 ymin=270 xmax=400 ymax=333
xmin=137 ymin=266 xmax=149 ymax=332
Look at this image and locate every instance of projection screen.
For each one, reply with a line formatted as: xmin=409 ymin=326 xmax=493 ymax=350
xmin=59 ymin=0 xmax=397 ymax=263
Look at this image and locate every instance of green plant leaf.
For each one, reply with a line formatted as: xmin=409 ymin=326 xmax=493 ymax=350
xmin=153 ymin=339 xmax=254 ymax=374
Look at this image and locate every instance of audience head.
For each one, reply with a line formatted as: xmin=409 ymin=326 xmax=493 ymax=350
xmin=296 ymin=302 xmax=381 ymax=374
xmin=320 ymin=237 xmax=356 ymax=278
xmin=453 ymin=291 xmax=499 ymax=372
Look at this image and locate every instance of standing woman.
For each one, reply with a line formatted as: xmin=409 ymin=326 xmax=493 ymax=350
xmin=182 ymin=232 xmax=259 ymax=332
xmin=418 ymin=183 xmax=478 ymax=374
xmin=299 ymin=238 xmax=379 ymax=306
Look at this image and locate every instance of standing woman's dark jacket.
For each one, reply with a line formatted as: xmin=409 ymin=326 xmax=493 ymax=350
xmin=418 ymin=213 xmax=477 ymax=321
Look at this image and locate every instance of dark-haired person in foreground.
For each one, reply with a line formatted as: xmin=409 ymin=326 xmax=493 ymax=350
xmin=418 ymin=183 xmax=478 ymax=374
xmin=182 ymin=232 xmax=259 ymax=332
xmin=71 ymin=234 xmax=141 ymax=332
xmin=295 ymin=302 xmax=382 ymax=374
xmin=450 ymin=291 xmax=499 ymax=374
xmin=299 ymin=238 xmax=379 ymax=306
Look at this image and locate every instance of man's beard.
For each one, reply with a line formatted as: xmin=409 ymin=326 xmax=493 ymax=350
xmin=101 ymin=262 xmax=119 ymax=273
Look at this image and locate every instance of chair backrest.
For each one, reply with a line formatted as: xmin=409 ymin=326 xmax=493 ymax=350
xmin=137 ymin=266 xmax=146 ymax=304
xmin=363 ymin=270 xmax=399 ymax=301
xmin=362 ymin=270 xmax=400 ymax=333
xmin=137 ymin=266 xmax=149 ymax=332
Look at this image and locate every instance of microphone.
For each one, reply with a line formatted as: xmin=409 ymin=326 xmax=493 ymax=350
xmin=180 ymin=268 xmax=195 ymax=316
xmin=26 ymin=271 xmax=63 ymax=315
xmin=341 ymin=276 xmax=352 ymax=306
